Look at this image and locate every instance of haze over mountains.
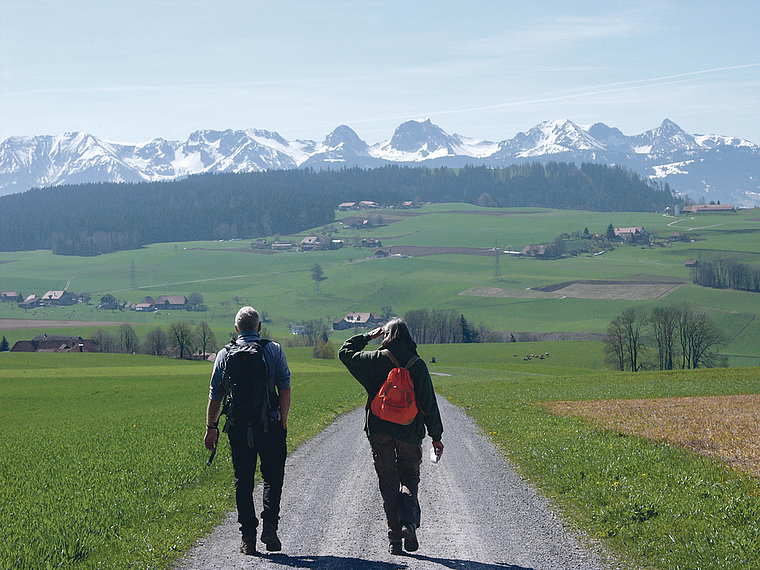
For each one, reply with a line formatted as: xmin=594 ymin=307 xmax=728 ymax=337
xmin=2 ymin=118 xmax=759 ymax=207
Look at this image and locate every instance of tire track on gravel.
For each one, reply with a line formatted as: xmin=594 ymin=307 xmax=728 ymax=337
xmin=175 ymin=397 xmax=626 ymax=570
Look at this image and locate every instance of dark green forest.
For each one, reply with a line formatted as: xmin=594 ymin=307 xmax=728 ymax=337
xmin=0 ymin=163 xmax=681 ymax=255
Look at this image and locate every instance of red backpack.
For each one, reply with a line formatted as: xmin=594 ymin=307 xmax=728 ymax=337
xmin=370 ymin=350 xmax=419 ymax=425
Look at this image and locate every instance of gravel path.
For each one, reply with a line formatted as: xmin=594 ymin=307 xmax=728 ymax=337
xmin=174 ymin=397 xmax=625 ymax=570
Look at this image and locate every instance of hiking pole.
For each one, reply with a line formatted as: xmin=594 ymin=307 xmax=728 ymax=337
xmin=206 ymin=445 xmax=217 ymax=467
xmin=206 ymin=421 xmax=220 ymax=466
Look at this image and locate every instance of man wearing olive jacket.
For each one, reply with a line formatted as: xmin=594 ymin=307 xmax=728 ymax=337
xmin=339 ymin=318 xmax=444 ymax=555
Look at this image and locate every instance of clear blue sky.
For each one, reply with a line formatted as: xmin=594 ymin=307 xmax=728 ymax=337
xmin=2 ymin=1 xmax=759 ymax=145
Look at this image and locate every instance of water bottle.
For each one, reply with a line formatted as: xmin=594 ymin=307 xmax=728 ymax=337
xmin=429 ymin=446 xmax=440 ymax=464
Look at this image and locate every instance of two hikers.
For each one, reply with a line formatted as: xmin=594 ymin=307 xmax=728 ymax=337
xmin=204 ymin=310 xmax=443 ymax=557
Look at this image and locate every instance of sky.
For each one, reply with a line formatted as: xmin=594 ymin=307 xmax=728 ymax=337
xmin=2 ymin=1 xmax=760 ymax=146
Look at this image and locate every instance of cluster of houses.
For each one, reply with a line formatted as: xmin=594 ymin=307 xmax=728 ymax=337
xmin=0 ymin=291 xmax=192 ymax=313
xmin=253 ymin=235 xmax=383 ymax=253
xmin=337 ymin=200 xmax=419 ymax=211
xmin=100 ymin=294 xmax=190 ymax=312
xmin=2 ymin=290 xmax=83 ymax=310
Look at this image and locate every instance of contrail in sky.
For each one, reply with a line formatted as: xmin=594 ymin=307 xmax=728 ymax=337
xmin=344 ymin=62 xmax=760 ymax=128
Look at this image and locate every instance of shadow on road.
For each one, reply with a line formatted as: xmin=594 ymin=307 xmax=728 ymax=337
xmin=263 ymin=553 xmax=534 ymax=570
xmin=411 ymin=555 xmax=534 ymax=570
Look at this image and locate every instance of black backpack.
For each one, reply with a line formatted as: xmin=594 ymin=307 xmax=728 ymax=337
xmin=222 ymin=339 xmax=278 ymax=427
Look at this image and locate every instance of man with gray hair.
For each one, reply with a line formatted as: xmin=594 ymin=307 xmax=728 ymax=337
xmin=205 ymin=306 xmax=291 ymax=555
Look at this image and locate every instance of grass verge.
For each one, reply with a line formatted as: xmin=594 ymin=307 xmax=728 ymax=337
xmin=433 ymin=358 xmax=760 ymax=570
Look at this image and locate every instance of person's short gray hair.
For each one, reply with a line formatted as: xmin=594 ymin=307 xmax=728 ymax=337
xmin=235 ymin=306 xmax=260 ymax=332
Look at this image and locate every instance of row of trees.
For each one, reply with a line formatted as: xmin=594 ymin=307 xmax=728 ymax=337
xmin=404 ymin=309 xmax=487 ymax=344
xmin=93 ymin=321 xmax=219 ymax=359
xmin=0 ymin=163 xmax=682 ymax=255
xmin=603 ymin=304 xmax=725 ymax=371
xmin=691 ymin=258 xmax=760 ymax=293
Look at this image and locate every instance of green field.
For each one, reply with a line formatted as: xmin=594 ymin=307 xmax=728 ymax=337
xmin=0 ymin=350 xmax=364 ymax=570
xmin=2 ymin=205 xmax=760 ymax=365
xmin=2 ymin=345 xmax=759 ymax=569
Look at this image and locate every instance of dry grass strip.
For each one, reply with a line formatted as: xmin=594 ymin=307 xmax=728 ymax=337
xmin=544 ymin=394 xmax=760 ymax=477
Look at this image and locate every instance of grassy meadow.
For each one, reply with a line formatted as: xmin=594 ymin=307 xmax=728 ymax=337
xmin=2 ymin=205 xmax=760 ymax=366
xmin=2 ymin=344 xmax=760 ymax=569
xmin=2 ymin=204 xmax=760 ymax=568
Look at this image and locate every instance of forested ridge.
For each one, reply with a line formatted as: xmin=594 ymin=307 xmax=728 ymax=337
xmin=0 ymin=163 xmax=681 ymax=255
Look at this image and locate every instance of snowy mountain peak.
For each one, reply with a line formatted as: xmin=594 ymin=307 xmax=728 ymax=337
xmin=2 ymin=119 xmax=759 ymax=207
xmin=386 ymin=119 xmax=456 ymax=153
xmin=323 ymin=125 xmax=368 ymax=153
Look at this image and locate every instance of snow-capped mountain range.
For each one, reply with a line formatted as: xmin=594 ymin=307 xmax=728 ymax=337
xmin=2 ymin=118 xmax=759 ymax=207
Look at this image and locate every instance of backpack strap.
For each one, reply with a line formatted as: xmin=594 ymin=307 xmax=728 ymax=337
xmin=382 ymin=349 xmax=401 ymax=368
xmin=382 ymin=349 xmax=419 ymax=370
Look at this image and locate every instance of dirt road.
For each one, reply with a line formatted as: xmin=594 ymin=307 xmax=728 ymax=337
xmin=175 ymin=397 xmax=623 ymax=570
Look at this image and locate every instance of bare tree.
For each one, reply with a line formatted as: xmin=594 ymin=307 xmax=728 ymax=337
xmin=92 ymin=328 xmax=116 ymax=353
xmin=195 ymin=321 xmax=217 ymax=359
xmin=649 ymin=305 xmax=681 ymax=370
xmin=603 ymin=308 xmax=647 ymax=371
xmin=143 ymin=327 xmax=170 ymax=356
xmin=118 ymin=323 xmax=140 ymax=354
xmin=603 ymin=316 xmax=627 ymax=371
xmin=678 ymin=305 xmax=724 ymax=369
xmin=169 ymin=321 xmax=195 ymax=359
xmin=188 ymin=292 xmax=204 ymax=309
xmin=381 ymin=305 xmax=396 ymax=321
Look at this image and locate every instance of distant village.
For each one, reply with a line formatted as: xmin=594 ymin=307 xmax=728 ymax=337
xmin=1 ymin=290 xmax=195 ymax=313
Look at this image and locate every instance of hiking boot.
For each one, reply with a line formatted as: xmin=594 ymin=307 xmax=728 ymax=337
xmin=401 ymin=523 xmax=418 ymax=552
xmin=389 ymin=540 xmax=403 ymax=555
xmin=240 ymin=536 xmax=257 ymax=555
xmin=260 ymin=524 xmax=282 ymax=552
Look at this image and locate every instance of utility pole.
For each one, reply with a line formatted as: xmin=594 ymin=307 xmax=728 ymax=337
xmin=493 ymin=241 xmax=502 ymax=282
xmin=130 ymin=260 xmax=137 ymax=289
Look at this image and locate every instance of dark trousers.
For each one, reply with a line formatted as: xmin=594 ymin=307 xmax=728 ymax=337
xmin=369 ymin=433 xmax=422 ymax=541
xmin=228 ymin=419 xmax=287 ymax=539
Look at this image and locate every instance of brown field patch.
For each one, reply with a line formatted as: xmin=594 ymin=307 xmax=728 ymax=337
xmin=0 ymin=319 xmax=124 ymax=330
xmin=461 ymin=280 xmax=683 ymax=301
xmin=544 ymin=395 xmax=760 ymax=477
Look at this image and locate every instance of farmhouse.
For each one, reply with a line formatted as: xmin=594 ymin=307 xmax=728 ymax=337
xmin=333 ymin=312 xmax=385 ymax=331
xmin=134 ymin=296 xmax=156 ymax=312
xmin=614 ymin=227 xmax=649 ymax=243
xmin=11 ymin=334 xmax=100 ymax=353
xmin=682 ymin=204 xmax=736 ymax=213
xmin=18 ymin=294 xmax=41 ymax=309
xmin=300 ymin=236 xmax=323 ymax=251
xmin=338 ymin=202 xmax=357 ymax=211
xmin=361 ymin=238 xmax=382 ymax=248
xmin=271 ymin=241 xmax=293 ymax=250
xmin=99 ymin=294 xmax=118 ymax=310
xmin=154 ymin=295 xmax=187 ymax=310
xmin=1 ymin=292 xmax=22 ymax=302
xmin=42 ymin=290 xmax=77 ymax=306
xmin=521 ymin=244 xmax=549 ymax=258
